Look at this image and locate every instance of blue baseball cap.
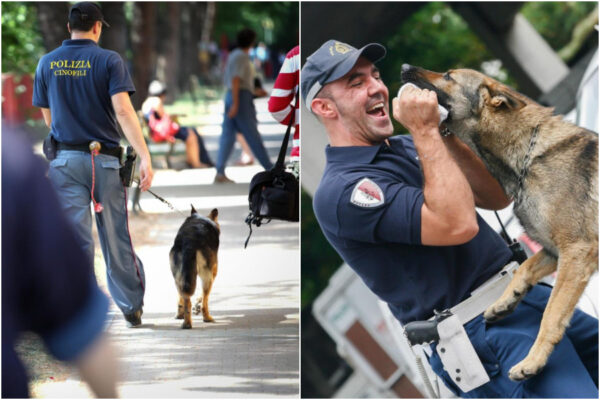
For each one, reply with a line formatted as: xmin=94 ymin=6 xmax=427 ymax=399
xmin=301 ymin=40 xmax=386 ymax=111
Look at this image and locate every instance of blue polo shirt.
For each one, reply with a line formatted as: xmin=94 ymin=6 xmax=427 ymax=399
xmin=33 ymin=39 xmax=135 ymax=148
xmin=313 ymin=135 xmax=513 ymax=323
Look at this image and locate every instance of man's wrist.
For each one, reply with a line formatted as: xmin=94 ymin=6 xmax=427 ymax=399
xmin=412 ymin=126 xmax=440 ymax=139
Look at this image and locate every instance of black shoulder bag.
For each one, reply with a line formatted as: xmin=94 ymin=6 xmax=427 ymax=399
xmin=244 ymin=95 xmax=298 ymax=248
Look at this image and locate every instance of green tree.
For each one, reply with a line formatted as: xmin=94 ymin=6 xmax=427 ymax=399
xmin=213 ymin=2 xmax=298 ymax=51
xmin=1 ymin=2 xmax=45 ymax=75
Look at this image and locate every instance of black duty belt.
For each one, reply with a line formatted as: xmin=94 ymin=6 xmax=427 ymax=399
xmin=57 ymin=142 xmax=122 ymax=158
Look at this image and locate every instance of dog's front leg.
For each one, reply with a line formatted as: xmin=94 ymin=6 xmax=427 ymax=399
xmin=508 ymin=242 xmax=596 ymax=380
xmin=484 ymin=249 xmax=557 ymax=322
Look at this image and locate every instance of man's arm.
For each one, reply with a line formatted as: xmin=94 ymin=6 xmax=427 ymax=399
xmin=41 ymin=108 xmax=52 ymax=128
xmin=75 ymin=334 xmax=119 ymax=398
xmin=227 ymin=77 xmax=241 ymax=118
xmin=393 ymin=87 xmax=478 ymax=246
xmin=111 ymin=92 xmax=154 ymax=191
xmin=443 ymin=134 xmax=512 ymax=210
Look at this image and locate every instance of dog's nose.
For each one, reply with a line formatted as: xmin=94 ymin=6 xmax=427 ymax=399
xmin=402 ymin=64 xmax=413 ymax=73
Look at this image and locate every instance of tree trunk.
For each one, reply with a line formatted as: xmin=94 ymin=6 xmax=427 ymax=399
xmin=156 ymin=3 xmax=180 ymax=102
xmin=177 ymin=3 xmax=205 ymax=94
xmin=35 ymin=3 xmax=70 ymax=51
xmin=130 ymin=2 xmax=157 ymax=109
xmin=100 ymin=2 xmax=127 ymax=58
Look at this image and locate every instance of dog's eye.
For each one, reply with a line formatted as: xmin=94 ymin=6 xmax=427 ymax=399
xmin=443 ymin=72 xmax=451 ymax=81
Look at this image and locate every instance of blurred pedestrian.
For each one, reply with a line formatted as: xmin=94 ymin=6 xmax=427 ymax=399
xmin=215 ymin=27 xmax=273 ymax=183
xmin=268 ymin=45 xmax=299 ymax=177
xmin=32 ymin=2 xmax=152 ymax=327
xmin=142 ymin=80 xmax=214 ymax=168
xmin=2 ymin=128 xmax=118 ymax=398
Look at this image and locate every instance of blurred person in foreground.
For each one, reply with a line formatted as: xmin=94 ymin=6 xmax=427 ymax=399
xmin=2 ymin=128 xmax=118 ymax=398
xmin=142 ymin=80 xmax=214 ymax=168
xmin=32 ymin=2 xmax=153 ymax=327
xmin=268 ymin=45 xmax=299 ymax=178
xmin=215 ymin=27 xmax=273 ymax=183
xmin=303 ymin=40 xmax=598 ymax=398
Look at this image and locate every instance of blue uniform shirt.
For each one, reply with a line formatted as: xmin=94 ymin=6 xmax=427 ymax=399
xmin=33 ymin=39 xmax=135 ymax=148
xmin=313 ymin=135 xmax=513 ymax=323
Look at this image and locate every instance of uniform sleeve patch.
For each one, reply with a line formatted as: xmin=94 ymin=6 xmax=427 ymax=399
xmin=350 ymin=178 xmax=385 ymax=208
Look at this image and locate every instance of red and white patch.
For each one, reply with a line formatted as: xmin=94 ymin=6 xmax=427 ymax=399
xmin=350 ymin=178 xmax=384 ymax=208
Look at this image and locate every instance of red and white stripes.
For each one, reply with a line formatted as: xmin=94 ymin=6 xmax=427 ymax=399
xmin=268 ymin=45 xmax=300 ymax=161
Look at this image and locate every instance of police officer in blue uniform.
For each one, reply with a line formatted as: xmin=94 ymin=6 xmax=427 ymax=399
xmin=33 ymin=2 xmax=154 ymax=328
xmin=302 ymin=40 xmax=598 ymax=398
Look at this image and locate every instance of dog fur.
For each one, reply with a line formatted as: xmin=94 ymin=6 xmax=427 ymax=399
xmin=402 ymin=65 xmax=598 ymax=380
xmin=169 ymin=206 xmax=220 ymax=329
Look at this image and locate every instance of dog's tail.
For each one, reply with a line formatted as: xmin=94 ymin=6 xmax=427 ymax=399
xmin=180 ymin=249 xmax=198 ymax=296
xmin=170 ymin=248 xmax=198 ymax=296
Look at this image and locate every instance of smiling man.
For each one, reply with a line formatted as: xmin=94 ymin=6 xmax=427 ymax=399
xmin=302 ymin=40 xmax=598 ymax=398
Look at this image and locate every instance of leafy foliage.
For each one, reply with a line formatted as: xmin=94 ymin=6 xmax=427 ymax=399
xmin=521 ymin=1 xmax=598 ymax=59
xmin=213 ymin=2 xmax=298 ymax=51
xmin=1 ymin=2 xmax=45 ymax=75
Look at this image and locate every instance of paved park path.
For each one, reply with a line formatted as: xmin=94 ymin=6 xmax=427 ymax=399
xmin=29 ymin=92 xmax=300 ymax=398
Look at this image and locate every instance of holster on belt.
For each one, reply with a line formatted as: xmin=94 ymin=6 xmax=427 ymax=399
xmin=436 ymin=314 xmax=490 ymax=392
xmin=43 ymin=134 xmax=58 ymax=161
xmin=119 ymin=146 xmax=137 ymax=187
xmin=403 ymin=262 xmax=519 ymax=393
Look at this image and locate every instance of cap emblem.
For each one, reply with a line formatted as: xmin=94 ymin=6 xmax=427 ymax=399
xmin=351 ymin=178 xmax=384 ymax=208
xmin=330 ymin=42 xmax=351 ymax=56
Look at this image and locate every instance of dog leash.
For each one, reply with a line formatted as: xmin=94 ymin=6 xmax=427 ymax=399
xmin=133 ymin=178 xmax=187 ymax=217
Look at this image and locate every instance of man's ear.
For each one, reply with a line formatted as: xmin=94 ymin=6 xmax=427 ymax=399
xmin=92 ymin=21 xmax=102 ymax=35
xmin=487 ymin=85 xmax=526 ymax=111
xmin=311 ymin=98 xmax=337 ymax=120
xmin=67 ymin=22 xmax=71 ymax=34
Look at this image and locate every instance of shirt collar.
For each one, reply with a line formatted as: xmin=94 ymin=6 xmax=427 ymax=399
xmin=325 ymin=141 xmax=386 ymax=164
xmin=62 ymin=39 xmax=98 ymax=47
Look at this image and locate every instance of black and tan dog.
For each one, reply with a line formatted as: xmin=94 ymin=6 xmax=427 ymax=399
xmin=402 ymin=65 xmax=598 ymax=380
xmin=170 ymin=206 xmax=220 ymax=329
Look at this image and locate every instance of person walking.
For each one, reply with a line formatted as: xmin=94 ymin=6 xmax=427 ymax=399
xmin=215 ymin=28 xmax=273 ymax=183
xmin=32 ymin=2 xmax=154 ymax=327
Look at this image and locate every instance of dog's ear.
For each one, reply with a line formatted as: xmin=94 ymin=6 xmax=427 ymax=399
xmin=487 ymin=85 xmax=526 ymax=111
xmin=190 ymin=204 xmax=197 ymax=215
xmin=209 ymin=208 xmax=218 ymax=222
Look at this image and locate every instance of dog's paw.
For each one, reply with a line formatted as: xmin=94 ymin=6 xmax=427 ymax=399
xmin=175 ymin=313 xmax=184 ymax=320
xmin=193 ymin=304 xmax=202 ymax=315
xmin=181 ymin=321 xmax=192 ymax=329
xmin=483 ymin=296 xmax=520 ymax=322
xmin=508 ymin=358 xmax=544 ymax=381
xmin=203 ymin=315 xmax=215 ymax=323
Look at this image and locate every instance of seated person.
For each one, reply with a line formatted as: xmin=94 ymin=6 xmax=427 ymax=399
xmin=142 ymin=80 xmax=213 ymax=168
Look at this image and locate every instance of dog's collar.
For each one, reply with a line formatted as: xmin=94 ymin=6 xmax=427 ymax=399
xmin=515 ymin=125 xmax=540 ymax=204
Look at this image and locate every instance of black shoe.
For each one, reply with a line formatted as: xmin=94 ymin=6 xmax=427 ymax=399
xmin=124 ymin=309 xmax=143 ymax=328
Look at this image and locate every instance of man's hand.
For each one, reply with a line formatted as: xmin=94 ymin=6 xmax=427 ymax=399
xmin=254 ymin=88 xmax=268 ymax=98
xmin=138 ymin=156 xmax=154 ymax=192
xmin=111 ymin=91 xmax=154 ymax=191
xmin=392 ymin=86 xmax=439 ymax=137
xmin=227 ymin=103 xmax=239 ymax=118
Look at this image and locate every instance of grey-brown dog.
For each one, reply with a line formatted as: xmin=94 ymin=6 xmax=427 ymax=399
xmin=402 ymin=64 xmax=598 ymax=381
